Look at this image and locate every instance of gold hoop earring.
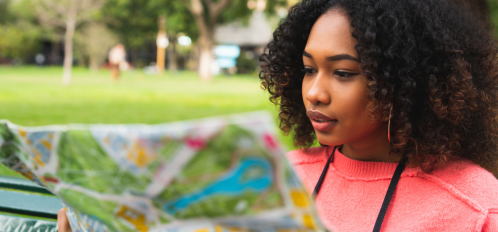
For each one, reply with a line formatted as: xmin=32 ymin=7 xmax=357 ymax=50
xmin=388 ymin=106 xmax=393 ymax=143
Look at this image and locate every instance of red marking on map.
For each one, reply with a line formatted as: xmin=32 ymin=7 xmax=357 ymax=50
xmin=42 ymin=176 xmax=59 ymax=183
xmin=186 ymin=137 xmax=205 ymax=149
xmin=263 ymin=133 xmax=277 ymax=149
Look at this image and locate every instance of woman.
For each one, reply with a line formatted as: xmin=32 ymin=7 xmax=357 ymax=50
xmin=58 ymin=0 xmax=498 ymax=231
xmin=259 ymin=0 xmax=498 ymax=231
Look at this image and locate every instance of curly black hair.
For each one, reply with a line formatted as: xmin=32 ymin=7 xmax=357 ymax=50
xmin=260 ymin=0 xmax=498 ymax=175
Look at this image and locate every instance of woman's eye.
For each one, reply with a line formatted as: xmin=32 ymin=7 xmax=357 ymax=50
xmin=304 ymin=67 xmax=317 ymax=75
xmin=334 ymin=70 xmax=359 ymax=78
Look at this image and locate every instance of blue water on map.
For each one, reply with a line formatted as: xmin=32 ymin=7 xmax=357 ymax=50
xmin=163 ymin=157 xmax=273 ymax=214
xmin=26 ymin=131 xmax=55 ymax=163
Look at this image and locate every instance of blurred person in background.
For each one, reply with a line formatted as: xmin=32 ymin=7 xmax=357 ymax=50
xmin=108 ymin=43 xmax=126 ymax=81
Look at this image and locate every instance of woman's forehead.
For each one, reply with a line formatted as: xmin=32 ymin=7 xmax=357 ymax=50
xmin=304 ymin=10 xmax=358 ymax=59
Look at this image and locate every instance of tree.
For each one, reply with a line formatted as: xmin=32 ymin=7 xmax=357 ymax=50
xmin=168 ymin=32 xmax=178 ymax=73
xmin=0 ymin=0 xmax=41 ymax=62
xmin=0 ymin=0 xmax=11 ymax=24
xmin=179 ymin=0 xmax=285 ymax=80
xmin=180 ymin=0 xmax=249 ymax=80
xmin=0 ymin=24 xmax=41 ymax=61
xmin=74 ymin=22 xmax=119 ymax=71
xmin=32 ymin=0 xmax=105 ymax=85
xmin=101 ymin=0 xmax=198 ymax=69
xmin=101 ymin=0 xmax=278 ymax=78
xmin=162 ymin=0 xmax=201 ymax=73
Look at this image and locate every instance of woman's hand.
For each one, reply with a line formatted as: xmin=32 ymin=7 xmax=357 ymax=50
xmin=57 ymin=208 xmax=72 ymax=232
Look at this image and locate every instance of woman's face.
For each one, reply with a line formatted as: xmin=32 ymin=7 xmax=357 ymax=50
xmin=302 ymin=9 xmax=387 ymax=151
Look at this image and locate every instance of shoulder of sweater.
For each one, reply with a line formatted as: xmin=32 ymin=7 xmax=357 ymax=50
xmin=420 ymin=160 xmax=498 ymax=211
xmin=286 ymin=146 xmax=330 ymax=165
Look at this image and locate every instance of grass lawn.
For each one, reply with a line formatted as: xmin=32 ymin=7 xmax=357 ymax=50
xmin=0 ymin=66 xmax=290 ymax=177
xmin=0 ymin=66 xmax=274 ymax=125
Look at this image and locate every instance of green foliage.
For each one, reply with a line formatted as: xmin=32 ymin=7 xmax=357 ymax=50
xmin=8 ymin=0 xmax=38 ymax=22
xmin=264 ymin=0 xmax=288 ymax=17
xmin=100 ymin=0 xmax=198 ymax=66
xmin=101 ymin=0 xmax=157 ymax=48
xmin=489 ymin=0 xmax=498 ymax=38
xmin=101 ymin=0 xmax=198 ymax=47
xmin=218 ymin=0 xmax=283 ymax=26
xmin=236 ymin=51 xmax=258 ymax=74
xmin=160 ymin=0 xmax=199 ymax=40
xmin=0 ymin=0 xmax=42 ymax=60
xmin=0 ymin=23 xmax=41 ymax=60
xmin=218 ymin=0 xmax=253 ymax=25
xmin=0 ymin=0 xmax=11 ymax=23
xmin=74 ymin=23 xmax=119 ymax=70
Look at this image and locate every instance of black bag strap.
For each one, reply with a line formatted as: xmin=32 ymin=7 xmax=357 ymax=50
xmin=372 ymin=157 xmax=405 ymax=232
xmin=312 ymin=146 xmax=406 ymax=232
xmin=312 ymin=146 xmax=337 ymax=198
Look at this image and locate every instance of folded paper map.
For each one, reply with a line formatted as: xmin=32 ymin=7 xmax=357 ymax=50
xmin=0 ymin=111 xmax=325 ymax=232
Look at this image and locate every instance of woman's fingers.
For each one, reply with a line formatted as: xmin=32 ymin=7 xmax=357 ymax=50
xmin=57 ymin=208 xmax=72 ymax=232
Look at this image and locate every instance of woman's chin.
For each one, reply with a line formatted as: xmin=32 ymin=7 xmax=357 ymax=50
xmin=315 ymin=135 xmax=343 ymax=147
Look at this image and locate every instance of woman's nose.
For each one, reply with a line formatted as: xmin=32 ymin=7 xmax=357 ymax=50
xmin=305 ymin=73 xmax=331 ymax=105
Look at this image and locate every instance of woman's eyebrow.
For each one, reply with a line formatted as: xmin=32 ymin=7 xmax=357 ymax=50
xmin=326 ymin=54 xmax=359 ymax=62
xmin=303 ymin=51 xmax=359 ymax=62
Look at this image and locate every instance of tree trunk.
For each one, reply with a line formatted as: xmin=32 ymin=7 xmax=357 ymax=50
xmin=62 ymin=15 xmax=76 ymax=85
xmin=168 ymin=34 xmax=178 ymax=74
xmin=189 ymin=0 xmax=215 ymax=81
xmin=197 ymin=26 xmax=214 ymax=81
xmin=187 ymin=0 xmax=234 ymax=80
xmin=198 ymin=39 xmax=212 ymax=81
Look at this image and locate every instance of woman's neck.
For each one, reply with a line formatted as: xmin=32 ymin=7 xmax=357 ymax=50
xmin=340 ymin=137 xmax=401 ymax=163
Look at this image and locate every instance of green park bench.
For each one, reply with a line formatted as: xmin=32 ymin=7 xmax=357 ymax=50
xmin=0 ymin=174 xmax=62 ymax=231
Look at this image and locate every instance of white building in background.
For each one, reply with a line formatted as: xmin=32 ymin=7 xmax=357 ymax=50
xmin=213 ymin=11 xmax=276 ymax=74
xmin=215 ymin=11 xmax=274 ymax=55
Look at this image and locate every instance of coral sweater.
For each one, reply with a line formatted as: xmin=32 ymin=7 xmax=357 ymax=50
xmin=287 ymin=146 xmax=498 ymax=232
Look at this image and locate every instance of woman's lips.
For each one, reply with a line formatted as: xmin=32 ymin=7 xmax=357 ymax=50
xmin=306 ymin=110 xmax=338 ymax=132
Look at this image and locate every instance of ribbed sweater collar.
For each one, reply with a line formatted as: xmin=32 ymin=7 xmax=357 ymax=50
xmin=331 ymin=146 xmax=400 ymax=179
